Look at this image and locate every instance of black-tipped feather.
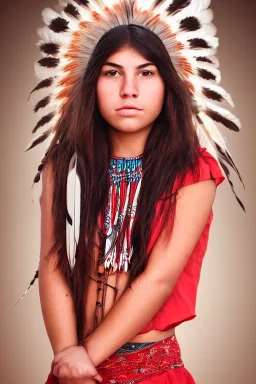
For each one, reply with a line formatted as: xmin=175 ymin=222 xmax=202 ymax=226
xmin=38 ymin=57 xmax=60 ymax=68
xmin=180 ymin=17 xmax=201 ymax=32
xmin=49 ymin=17 xmax=69 ymax=33
xmin=188 ymin=38 xmax=210 ymax=49
xmin=34 ymin=96 xmax=51 ymax=113
xmin=218 ymin=159 xmax=245 ymax=212
xmin=203 ymin=88 xmax=223 ymax=102
xmin=34 ymin=172 xmax=41 ymax=183
xmin=74 ymin=0 xmax=89 ymax=6
xmin=25 ymin=130 xmax=51 ymax=152
xmin=196 ymin=56 xmax=213 ymax=64
xmin=38 ymin=163 xmax=44 ymax=172
xmin=64 ymin=4 xmax=80 ymax=18
xmin=40 ymin=43 xmax=60 ymax=55
xmin=27 ymin=78 xmax=54 ymax=101
xmin=215 ymin=143 xmax=245 ymax=187
xmin=166 ymin=0 xmax=191 ymax=16
xmin=32 ymin=112 xmax=56 ymax=133
xmin=198 ymin=68 xmax=216 ymax=81
xmin=206 ymin=109 xmax=240 ymax=132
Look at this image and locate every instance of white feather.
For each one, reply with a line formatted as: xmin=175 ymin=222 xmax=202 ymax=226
xmin=200 ymin=99 xmax=242 ymax=130
xmin=42 ymin=8 xmax=63 ymax=25
xmin=66 ymin=151 xmax=81 ymax=271
xmin=194 ymin=115 xmax=226 ymax=176
xmin=176 ymin=23 xmax=217 ymax=40
xmin=198 ymin=111 xmax=231 ymax=150
xmin=37 ymin=26 xmax=72 ymax=46
xmin=24 ymin=129 xmax=52 ymax=152
xmin=182 ymin=47 xmax=217 ymax=58
xmin=189 ymin=75 xmax=235 ymax=107
xmin=171 ymin=0 xmax=211 ymax=23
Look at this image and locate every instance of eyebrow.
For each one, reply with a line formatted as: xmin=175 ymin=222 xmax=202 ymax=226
xmin=102 ymin=62 xmax=156 ymax=69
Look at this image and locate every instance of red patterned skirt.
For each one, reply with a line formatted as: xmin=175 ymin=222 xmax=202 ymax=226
xmin=45 ymin=335 xmax=195 ymax=383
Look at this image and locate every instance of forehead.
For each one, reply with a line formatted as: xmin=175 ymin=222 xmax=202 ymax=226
xmin=105 ymin=47 xmax=151 ymax=66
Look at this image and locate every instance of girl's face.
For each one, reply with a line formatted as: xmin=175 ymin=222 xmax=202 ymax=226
xmin=96 ymin=47 xmax=165 ymax=134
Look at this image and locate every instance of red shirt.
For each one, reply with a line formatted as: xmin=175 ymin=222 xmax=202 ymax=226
xmin=137 ymin=147 xmax=225 ymax=333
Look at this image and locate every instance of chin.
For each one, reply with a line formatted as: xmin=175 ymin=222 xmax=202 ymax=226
xmin=111 ymin=121 xmax=151 ymax=134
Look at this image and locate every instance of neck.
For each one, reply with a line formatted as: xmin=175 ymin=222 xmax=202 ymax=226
xmin=108 ymin=124 xmax=152 ymax=158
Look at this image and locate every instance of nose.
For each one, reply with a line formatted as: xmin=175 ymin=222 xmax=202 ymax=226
xmin=120 ymin=75 xmax=139 ymax=98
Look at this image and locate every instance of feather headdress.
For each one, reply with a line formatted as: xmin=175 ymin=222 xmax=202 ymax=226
xmin=24 ymin=0 xmax=244 ymax=278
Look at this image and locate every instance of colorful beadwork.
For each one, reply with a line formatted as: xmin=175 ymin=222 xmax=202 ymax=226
xmin=98 ymin=155 xmax=143 ymax=273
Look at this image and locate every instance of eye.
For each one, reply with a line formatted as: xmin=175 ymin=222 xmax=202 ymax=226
xmin=140 ymin=70 xmax=154 ymax=77
xmin=104 ymin=70 xmax=120 ymax=77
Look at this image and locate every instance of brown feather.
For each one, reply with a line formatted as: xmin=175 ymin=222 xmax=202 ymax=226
xmin=206 ymin=109 xmax=240 ymax=132
xmin=180 ymin=17 xmax=201 ymax=32
xmin=25 ymin=130 xmax=51 ymax=152
xmin=64 ymin=4 xmax=80 ymax=19
xmin=49 ymin=17 xmax=69 ymax=33
xmin=188 ymin=38 xmax=210 ymax=49
xmin=166 ymin=0 xmax=191 ymax=16
xmin=40 ymin=43 xmax=60 ymax=55
xmin=198 ymin=68 xmax=216 ymax=81
xmin=32 ymin=112 xmax=56 ymax=134
xmin=34 ymin=96 xmax=51 ymax=113
xmin=196 ymin=56 xmax=213 ymax=64
xmin=38 ymin=57 xmax=60 ymax=68
xmin=203 ymin=88 xmax=223 ymax=102
xmin=27 ymin=78 xmax=54 ymax=101
xmin=218 ymin=159 xmax=245 ymax=212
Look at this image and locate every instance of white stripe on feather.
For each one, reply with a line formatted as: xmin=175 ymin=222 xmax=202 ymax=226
xmin=66 ymin=151 xmax=81 ymax=271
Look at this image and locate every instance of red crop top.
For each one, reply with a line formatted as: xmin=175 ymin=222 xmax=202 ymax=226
xmin=137 ymin=147 xmax=225 ymax=334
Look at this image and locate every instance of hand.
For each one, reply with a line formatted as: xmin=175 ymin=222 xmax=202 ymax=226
xmin=51 ymin=345 xmax=103 ymax=382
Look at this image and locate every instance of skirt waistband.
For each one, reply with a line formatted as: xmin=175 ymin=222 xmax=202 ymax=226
xmin=97 ymin=334 xmax=184 ymax=383
xmin=114 ymin=340 xmax=157 ymax=354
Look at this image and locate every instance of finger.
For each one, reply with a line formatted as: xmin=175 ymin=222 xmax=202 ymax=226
xmin=92 ymin=373 xmax=103 ymax=383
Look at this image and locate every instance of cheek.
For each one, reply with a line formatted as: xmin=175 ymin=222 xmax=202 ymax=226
xmin=144 ymin=80 xmax=165 ymax=114
xmin=96 ymin=80 xmax=112 ymax=116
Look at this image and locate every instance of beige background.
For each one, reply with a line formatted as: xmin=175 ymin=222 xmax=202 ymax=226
xmin=0 ymin=0 xmax=255 ymax=383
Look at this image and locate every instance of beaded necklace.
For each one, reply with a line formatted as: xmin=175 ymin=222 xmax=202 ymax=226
xmin=90 ymin=154 xmax=143 ymax=329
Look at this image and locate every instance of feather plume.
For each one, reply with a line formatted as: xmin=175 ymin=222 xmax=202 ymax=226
xmin=34 ymin=95 xmax=51 ymax=112
xmin=50 ymin=17 xmax=70 ymax=33
xmin=179 ymin=16 xmax=201 ymax=31
xmin=32 ymin=112 xmax=56 ymax=133
xmin=196 ymin=56 xmax=213 ymax=64
xmin=24 ymin=129 xmax=52 ymax=152
xmin=64 ymin=3 xmax=80 ymax=18
xmin=66 ymin=151 xmax=81 ymax=271
xmin=14 ymin=269 xmax=39 ymax=306
xmin=38 ymin=57 xmax=60 ymax=68
xmin=205 ymin=108 xmax=240 ymax=132
xmin=198 ymin=68 xmax=216 ymax=81
xmin=166 ymin=0 xmax=191 ymax=16
xmin=188 ymin=37 xmax=210 ymax=48
xmin=27 ymin=77 xmax=54 ymax=101
xmin=40 ymin=42 xmax=60 ymax=55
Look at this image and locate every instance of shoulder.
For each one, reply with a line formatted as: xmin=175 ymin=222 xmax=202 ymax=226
xmin=173 ymin=147 xmax=226 ymax=194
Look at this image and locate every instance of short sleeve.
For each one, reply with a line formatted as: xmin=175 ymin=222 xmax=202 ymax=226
xmin=173 ymin=147 xmax=226 ymax=192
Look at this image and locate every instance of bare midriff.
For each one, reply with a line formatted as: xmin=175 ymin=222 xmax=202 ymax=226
xmin=83 ymin=232 xmax=175 ymax=345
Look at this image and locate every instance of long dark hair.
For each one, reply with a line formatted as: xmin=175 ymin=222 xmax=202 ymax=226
xmin=42 ymin=24 xmax=202 ymax=343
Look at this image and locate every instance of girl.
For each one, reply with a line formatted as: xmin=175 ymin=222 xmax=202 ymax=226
xmin=23 ymin=1 xmax=244 ymax=383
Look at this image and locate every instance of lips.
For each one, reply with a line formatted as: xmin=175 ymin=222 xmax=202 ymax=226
xmin=116 ymin=105 xmax=142 ymax=111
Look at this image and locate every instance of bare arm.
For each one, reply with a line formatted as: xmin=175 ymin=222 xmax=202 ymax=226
xmin=39 ymin=162 xmax=78 ymax=356
xmin=83 ymin=179 xmax=217 ymax=367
